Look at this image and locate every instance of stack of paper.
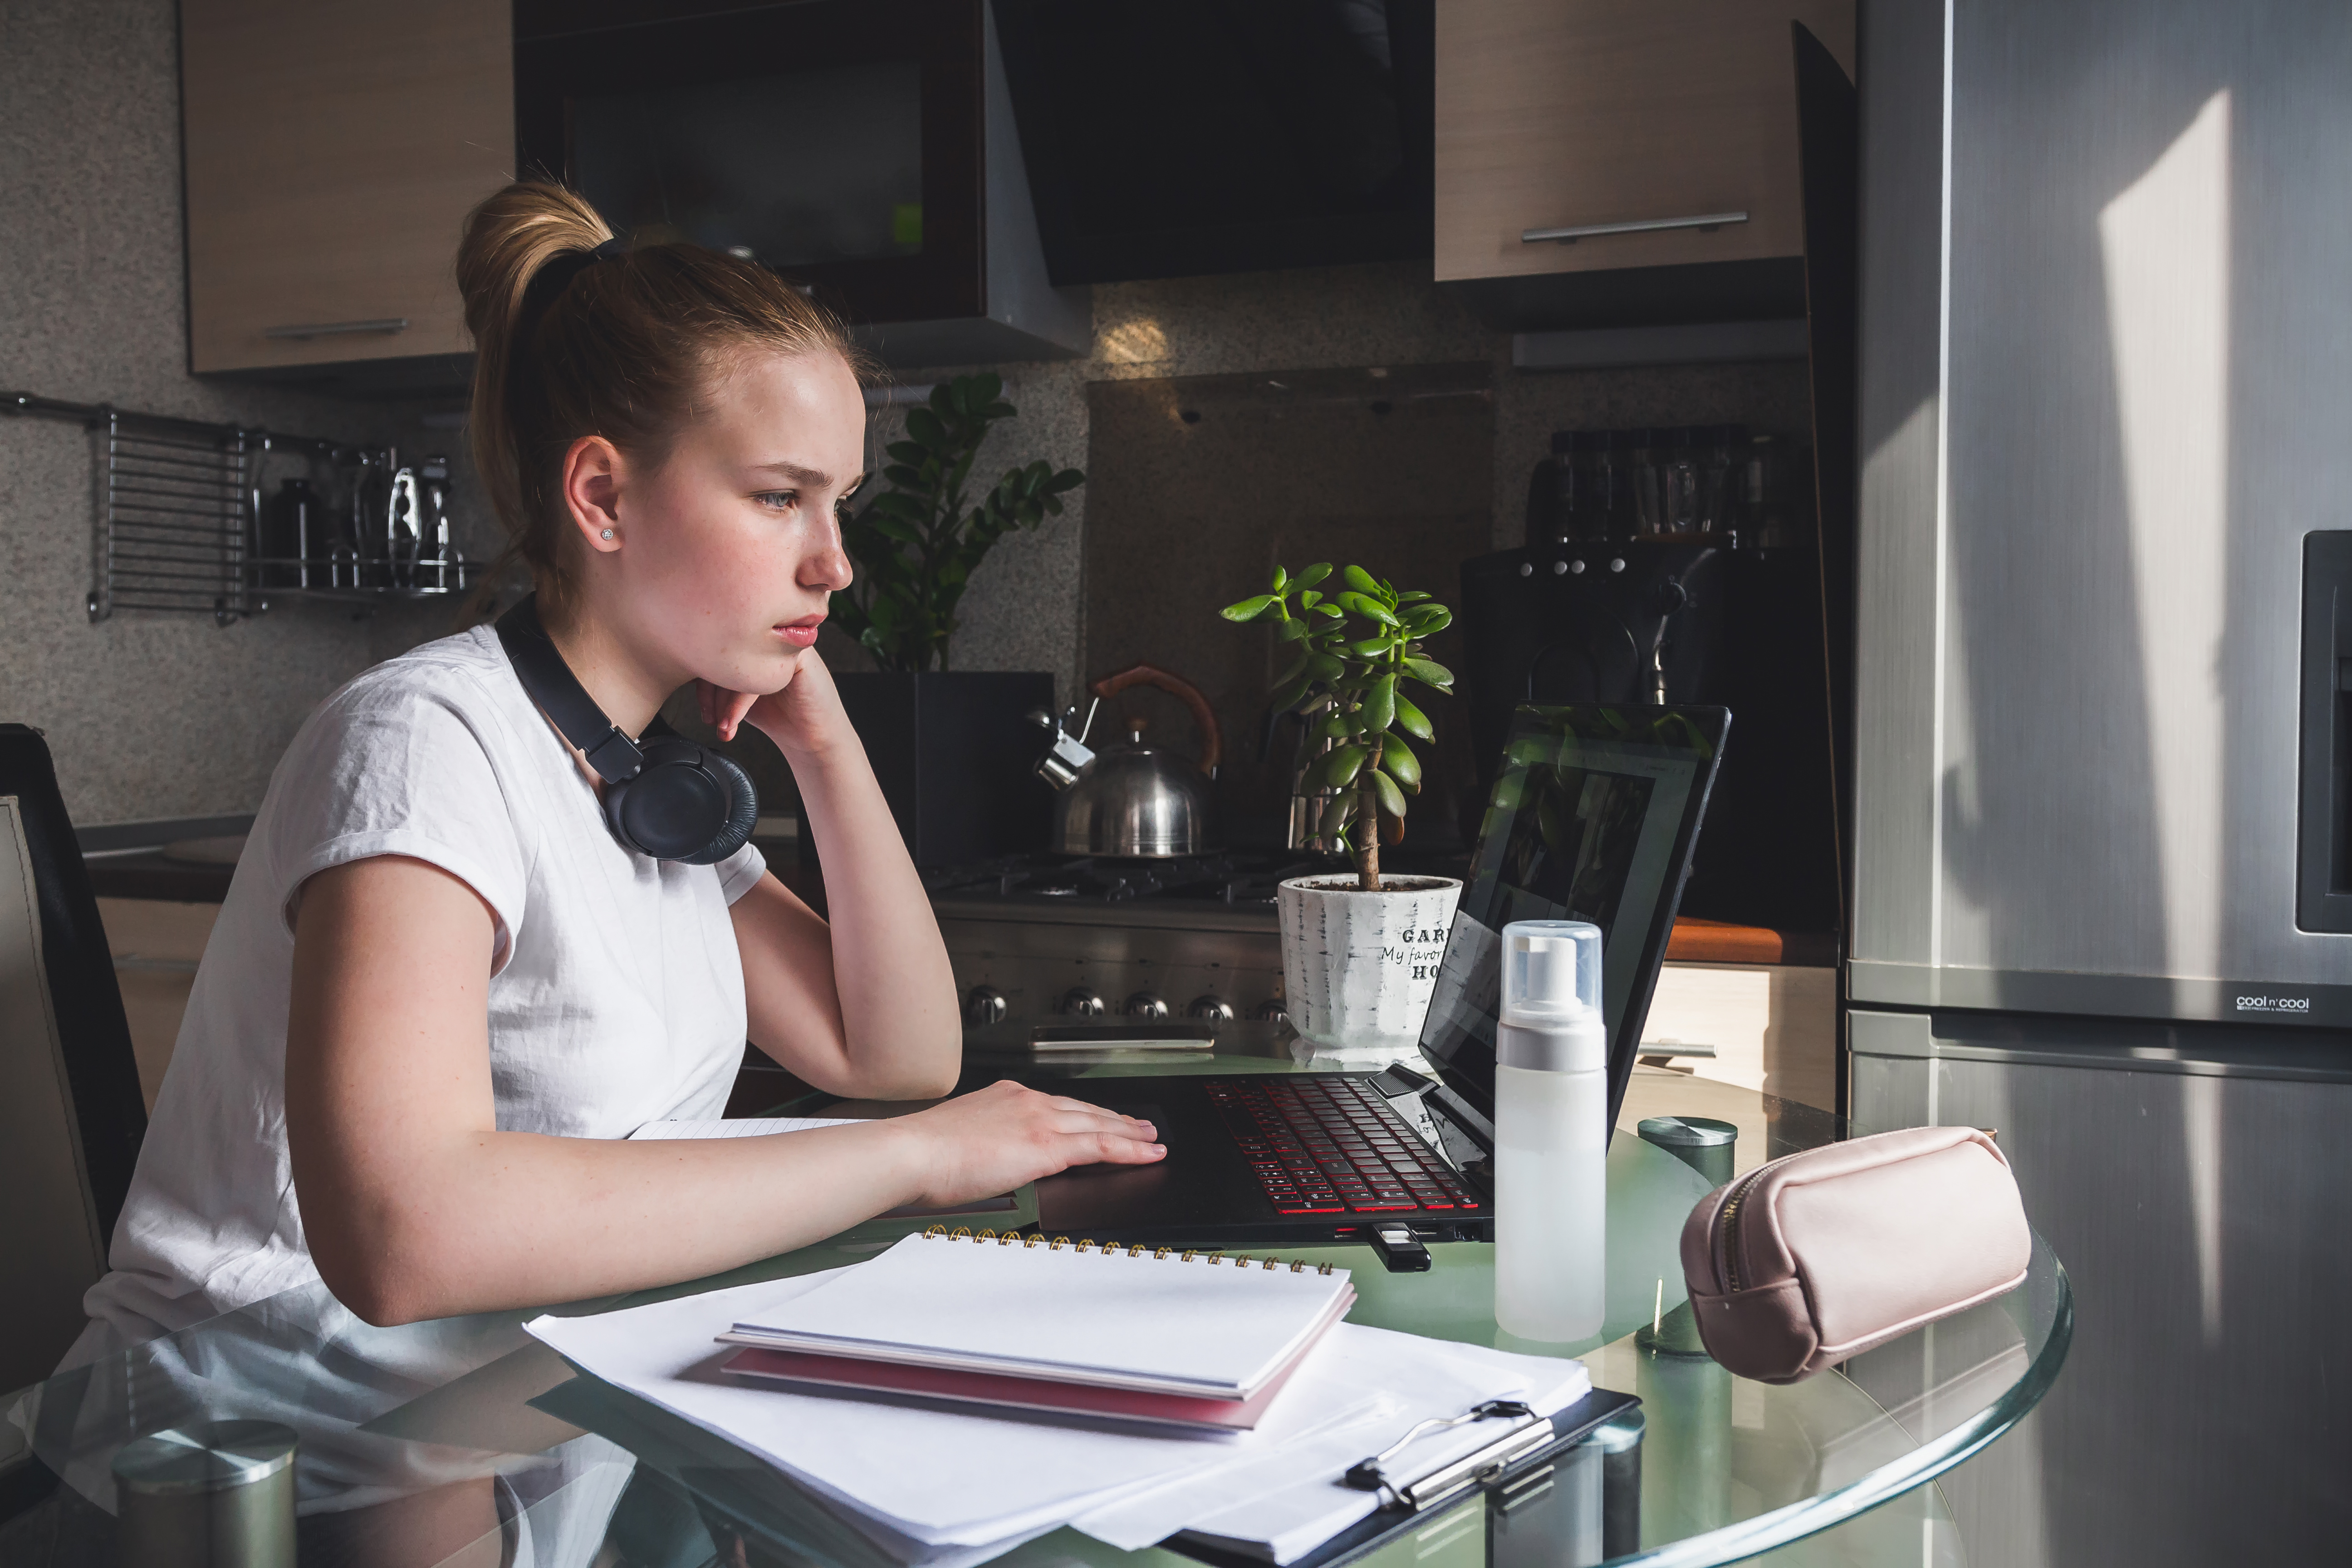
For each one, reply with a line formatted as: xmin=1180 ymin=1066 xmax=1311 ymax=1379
xmin=526 ymin=1245 xmax=1591 ymax=1565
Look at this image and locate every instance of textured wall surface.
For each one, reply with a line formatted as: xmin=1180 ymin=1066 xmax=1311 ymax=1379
xmin=0 ymin=0 xmax=462 ymax=827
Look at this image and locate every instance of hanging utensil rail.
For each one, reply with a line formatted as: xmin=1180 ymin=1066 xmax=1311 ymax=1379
xmin=2 ymin=392 xmax=475 ymax=626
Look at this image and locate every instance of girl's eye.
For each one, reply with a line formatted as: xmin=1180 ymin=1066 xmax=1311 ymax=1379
xmin=756 ymin=490 xmax=797 ymax=511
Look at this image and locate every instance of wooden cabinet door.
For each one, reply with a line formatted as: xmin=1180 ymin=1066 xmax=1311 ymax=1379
xmin=180 ymin=0 xmax=513 ymax=374
xmin=1436 ymin=0 xmax=1853 ymax=284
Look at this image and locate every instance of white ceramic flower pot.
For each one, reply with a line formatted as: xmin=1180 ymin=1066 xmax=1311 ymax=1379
xmin=1277 ymin=875 xmax=1463 ymax=1054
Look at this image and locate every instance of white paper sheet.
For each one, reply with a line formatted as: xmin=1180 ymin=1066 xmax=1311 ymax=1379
xmin=524 ymin=1269 xmax=1582 ymax=1555
xmin=628 ymin=1116 xmax=862 ymax=1140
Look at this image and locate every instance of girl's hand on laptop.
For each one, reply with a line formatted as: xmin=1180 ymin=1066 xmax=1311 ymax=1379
xmin=896 ymin=1080 xmax=1166 ymax=1209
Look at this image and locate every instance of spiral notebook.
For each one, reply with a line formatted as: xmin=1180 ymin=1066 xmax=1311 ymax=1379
xmin=716 ymin=1228 xmax=1356 ymax=1404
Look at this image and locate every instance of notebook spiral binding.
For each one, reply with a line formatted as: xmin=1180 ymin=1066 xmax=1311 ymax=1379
xmin=922 ymin=1223 xmax=1337 ymax=1275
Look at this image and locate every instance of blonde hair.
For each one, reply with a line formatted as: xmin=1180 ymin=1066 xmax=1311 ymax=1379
xmin=455 ymin=181 xmax=874 ymax=603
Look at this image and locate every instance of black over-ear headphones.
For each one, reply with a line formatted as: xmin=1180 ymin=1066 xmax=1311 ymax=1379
xmin=495 ymin=594 xmax=760 ymax=865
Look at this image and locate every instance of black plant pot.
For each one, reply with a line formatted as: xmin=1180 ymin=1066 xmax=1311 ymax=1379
xmin=817 ymin=671 xmax=1057 ymax=868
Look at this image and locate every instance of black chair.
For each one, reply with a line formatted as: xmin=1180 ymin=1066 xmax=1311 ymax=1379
xmin=0 ymin=724 xmax=147 ymax=1494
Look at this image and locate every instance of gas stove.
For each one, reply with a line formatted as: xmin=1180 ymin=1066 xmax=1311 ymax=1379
xmin=923 ymin=850 xmax=1326 ymax=911
xmin=926 ymin=850 xmax=1334 ymax=1031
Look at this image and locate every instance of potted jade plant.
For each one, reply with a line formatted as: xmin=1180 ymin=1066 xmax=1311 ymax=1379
xmin=1220 ymin=564 xmax=1463 ymax=1053
xmin=823 ymin=372 xmax=1085 ymax=866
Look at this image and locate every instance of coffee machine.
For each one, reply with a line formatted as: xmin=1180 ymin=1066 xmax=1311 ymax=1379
xmin=1459 ymin=429 xmax=1840 ymax=935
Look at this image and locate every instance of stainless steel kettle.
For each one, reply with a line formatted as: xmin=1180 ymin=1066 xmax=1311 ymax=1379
xmin=1031 ymin=664 xmax=1223 ymax=858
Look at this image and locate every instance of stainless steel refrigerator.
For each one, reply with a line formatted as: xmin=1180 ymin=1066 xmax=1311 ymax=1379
xmin=1850 ymin=0 xmax=2352 ymax=1560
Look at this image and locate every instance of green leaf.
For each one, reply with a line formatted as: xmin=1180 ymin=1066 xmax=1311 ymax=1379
xmin=1270 ymin=564 xmax=1288 ymax=592
xmin=1401 ymin=657 xmax=1455 ymax=690
xmin=1342 ymin=564 xmax=1381 ymax=595
xmin=1297 ymin=562 xmax=1334 ymax=588
xmin=1392 ymin=691 xmax=1434 ymax=742
xmin=1321 ymin=743 xmax=1369 ymax=789
xmin=1313 ymin=603 xmax=1345 ymax=619
xmin=1348 ymin=636 xmax=1396 ymax=658
xmin=1270 ymin=673 xmax=1314 ymax=710
xmin=905 ymin=406 xmax=949 ymax=451
xmin=1402 ymin=606 xmax=1453 ymax=635
xmin=1274 ymin=650 xmax=1311 ymax=688
xmin=1361 ymin=674 xmax=1397 ymax=735
xmin=1336 ymin=593 xmax=1399 ymax=627
xmin=1370 ymin=768 xmax=1409 ymax=819
xmin=867 ymin=514 xmax=923 ymax=545
xmin=1395 ymin=591 xmax=1432 ymax=603
xmin=1306 ymin=652 xmax=1347 ymax=681
xmin=1276 ymin=617 xmax=1309 ymax=642
xmin=1298 ymin=590 xmax=1321 ymax=609
xmin=1318 ymin=790 xmax=1357 ymax=844
xmin=1220 ymin=594 xmax=1277 ymax=622
xmin=1381 ymin=735 xmax=1421 ymax=791
xmin=1315 ymin=711 xmax=1354 ymax=739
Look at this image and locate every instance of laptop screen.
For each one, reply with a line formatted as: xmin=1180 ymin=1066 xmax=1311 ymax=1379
xmin=1419 ymin=706 xmax=1729 ymax=1130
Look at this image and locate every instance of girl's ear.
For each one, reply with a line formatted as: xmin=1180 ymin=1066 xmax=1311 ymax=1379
xmin=560 ymin=436 xmax=627 ymax=555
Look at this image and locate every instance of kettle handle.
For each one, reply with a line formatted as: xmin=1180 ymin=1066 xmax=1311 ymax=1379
xmin=1087 ymin=664 xmax=1222 ymax=775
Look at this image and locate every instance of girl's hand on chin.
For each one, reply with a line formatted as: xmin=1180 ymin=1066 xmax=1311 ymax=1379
xmin=699 ymin=650 xmax=853 ymax=757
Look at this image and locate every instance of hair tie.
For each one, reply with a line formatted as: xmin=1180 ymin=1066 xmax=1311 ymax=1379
xmin=514 ymin=236 xmax=627 ymax=355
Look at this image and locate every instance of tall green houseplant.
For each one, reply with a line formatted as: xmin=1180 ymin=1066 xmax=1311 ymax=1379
xmin=1221 ymin=563 xmax=1455 ymax=891
xmin=830 ymin=372 xmax=1084 ymax=673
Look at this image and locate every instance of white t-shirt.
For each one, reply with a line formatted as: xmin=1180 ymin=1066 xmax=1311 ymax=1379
xmin=71 ymin=624 xmax=768 ymax=1357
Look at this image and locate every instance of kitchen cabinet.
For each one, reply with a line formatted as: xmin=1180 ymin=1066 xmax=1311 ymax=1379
xmin=513 ymin=0 xmax=1086 ymax=367
xmin=179 ymin=0 xmax=513 ymax=385
xmin=1436 ymin=0 xmax=1854 ymax=328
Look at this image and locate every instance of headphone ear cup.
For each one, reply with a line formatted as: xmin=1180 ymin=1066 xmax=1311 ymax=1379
xmin=677 ymin=748 xmax=759 ymax=865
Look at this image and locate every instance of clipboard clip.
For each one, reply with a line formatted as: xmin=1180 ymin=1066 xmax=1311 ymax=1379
xmin=1343 ymin=1399 xmax=1548 ymax=1512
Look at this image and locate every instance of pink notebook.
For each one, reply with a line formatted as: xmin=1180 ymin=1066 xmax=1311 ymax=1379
xmin=720 ymin=1291 xmax=1345 ymax=1431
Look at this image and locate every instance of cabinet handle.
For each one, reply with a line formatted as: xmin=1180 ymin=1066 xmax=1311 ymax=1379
xmin=262 ymin=318 xmax=410 ymax=340
xmin=1520 ymin=211 xmax=1749 ymax=245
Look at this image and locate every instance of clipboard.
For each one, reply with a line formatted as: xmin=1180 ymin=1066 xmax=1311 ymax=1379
xmin=1172 ymin=1387 xmax=1641 ymax=1568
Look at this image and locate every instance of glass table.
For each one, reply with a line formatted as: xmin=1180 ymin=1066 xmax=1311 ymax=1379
xmin=0 ymin=1053 xmax=2069 ymax=1568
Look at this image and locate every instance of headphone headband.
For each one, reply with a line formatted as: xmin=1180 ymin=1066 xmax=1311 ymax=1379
xmin=495 ymin=594 xmax=644 ymax=783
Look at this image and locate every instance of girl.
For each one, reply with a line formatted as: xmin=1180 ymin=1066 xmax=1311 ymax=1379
xmin=74 ymin=182 xmax=1163 ymax=1356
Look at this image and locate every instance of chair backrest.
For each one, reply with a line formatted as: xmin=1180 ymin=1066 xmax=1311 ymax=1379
xmin=0 ymin=724 xmax=147 ymax=1391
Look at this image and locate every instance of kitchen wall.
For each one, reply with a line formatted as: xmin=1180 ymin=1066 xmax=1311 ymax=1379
xmin=862 ymin=262 xmax=1813 ymax=710
xmin=0 ymin=0 xmax=473 ymax=827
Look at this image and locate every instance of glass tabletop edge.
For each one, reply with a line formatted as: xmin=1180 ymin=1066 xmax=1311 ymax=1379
xmin=1589 ymin=1258 xmax=2075 ymax=1568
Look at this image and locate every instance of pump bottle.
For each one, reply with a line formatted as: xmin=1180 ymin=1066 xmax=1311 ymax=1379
xmin=1493 ymin=920 xmax=1607 ymax=1343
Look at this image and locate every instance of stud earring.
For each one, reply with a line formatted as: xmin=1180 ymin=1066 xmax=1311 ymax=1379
xmin=600 ymin=528 xmax=615 ymax=540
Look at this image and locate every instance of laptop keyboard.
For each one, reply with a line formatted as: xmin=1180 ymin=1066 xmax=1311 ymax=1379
xmin=1205 ymin=1078 xmax=1480 ymax=1215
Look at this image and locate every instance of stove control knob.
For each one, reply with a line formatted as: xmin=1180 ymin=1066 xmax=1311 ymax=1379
xmin=1060 ymin=987 xmax=1107 ymax=1018
xmin=963 ymin=985 xmax=1008 ymax=1026
xmin=1186 ymin=995 xmax=1236 ymax=1023
xmin=1124 ymin=992 xmax=1170 ymax=1020
xmin=1250 ymin=999 xmax=1290 ymax=1024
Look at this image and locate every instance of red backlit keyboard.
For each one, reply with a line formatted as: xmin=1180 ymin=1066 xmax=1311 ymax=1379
xmin=1205 ymin=1077 xmax=1480 ymax=1216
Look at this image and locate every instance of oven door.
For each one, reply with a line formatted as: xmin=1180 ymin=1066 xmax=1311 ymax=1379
xmin=513 ymin=0 xmax=985 ymax=326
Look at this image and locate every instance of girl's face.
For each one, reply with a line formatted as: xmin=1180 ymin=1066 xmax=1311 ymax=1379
xmin=583 ymin=347 xmax=866 ymax=696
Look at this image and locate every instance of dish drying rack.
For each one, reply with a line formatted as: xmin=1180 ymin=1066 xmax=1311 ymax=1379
xmin=5 ymin=392 xmax=480 ymax=626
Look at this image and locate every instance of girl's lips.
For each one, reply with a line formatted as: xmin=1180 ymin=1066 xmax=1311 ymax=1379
xmin=777 ymin=618 xmax=823 ymax=648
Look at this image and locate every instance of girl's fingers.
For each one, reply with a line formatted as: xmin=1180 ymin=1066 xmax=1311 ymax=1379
xmin=720 ymin=688 xmax=758 ymax=742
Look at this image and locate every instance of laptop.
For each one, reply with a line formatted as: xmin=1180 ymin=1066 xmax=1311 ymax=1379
xmin=1007 ymin=705 xmax=1730 ymax=1248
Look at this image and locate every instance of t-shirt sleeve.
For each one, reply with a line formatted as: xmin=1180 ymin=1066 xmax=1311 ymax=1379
xmin=715 ymin=839 xmax=769 ymax=905
xmin=267 ymin=680 xmax=530 ymax=970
